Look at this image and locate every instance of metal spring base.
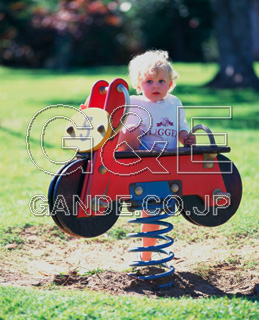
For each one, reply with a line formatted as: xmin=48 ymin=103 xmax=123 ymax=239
xmin=127 ymin=212 xmax=175 ymax=288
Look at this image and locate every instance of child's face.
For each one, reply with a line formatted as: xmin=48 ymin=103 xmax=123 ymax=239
xmin=138 ymin=68 xmax=172 ymax=102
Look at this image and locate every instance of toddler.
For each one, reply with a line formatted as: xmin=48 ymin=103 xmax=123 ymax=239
xmin=118 ymin=50 xmax=195 ymax=261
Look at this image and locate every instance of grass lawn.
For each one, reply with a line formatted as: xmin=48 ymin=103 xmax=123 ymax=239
xmin=0 ymin=63 xmax=258 ymax=319
xmin=0 ymin=286 xmax=258 ymax=320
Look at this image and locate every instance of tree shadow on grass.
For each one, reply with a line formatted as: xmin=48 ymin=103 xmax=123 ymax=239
xmin=174 ymin=85 xmax=259 ymax=129
xmin=175 ymin=85 xmax=259 ymax=105
xmin=38 ymin=82 xmax=259 ymax=130
xmin=1 ymin=66 xmax=128 ymax=80
xmin=0 ymin=126 xmax=26 ymax=141
xmin=47 ymin=89 xmax=259 ymax=130
xmin=0 ymin=126 xmax=56 ymax=149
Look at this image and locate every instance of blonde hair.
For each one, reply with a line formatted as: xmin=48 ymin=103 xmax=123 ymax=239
xmin=128 ymin=50 xmax=178 ymax=94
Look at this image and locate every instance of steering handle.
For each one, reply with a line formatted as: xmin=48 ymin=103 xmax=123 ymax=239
xmin=187 ymin=124 xmax=216 ymax=146
xmin=111 ymin=84 xmax=131 ymax=136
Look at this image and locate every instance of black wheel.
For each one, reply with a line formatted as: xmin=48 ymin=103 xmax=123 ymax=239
xmin=52 ymin=159 xmax=121 ymax=237
xmin=48 ymin=160 xmax=77 ymax=235
xmin=180 ymin=154 xmax=242 ymax=227
xmin=179 ymin=206 xmax=200 ymax=226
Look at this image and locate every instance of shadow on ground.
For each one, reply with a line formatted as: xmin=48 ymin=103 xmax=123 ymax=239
xmin=51 ymin=267 xmax=259 ymax=299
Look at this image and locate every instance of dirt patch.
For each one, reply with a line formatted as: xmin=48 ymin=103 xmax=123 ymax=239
xmin=0 ymin=227 xmax=259 ymax=298
xmin=51 ymin=267 xmax=258 ymax=298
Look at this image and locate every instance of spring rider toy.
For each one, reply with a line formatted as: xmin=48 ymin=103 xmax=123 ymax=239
xmin=48 ymin=78 xmax=242 ymax=288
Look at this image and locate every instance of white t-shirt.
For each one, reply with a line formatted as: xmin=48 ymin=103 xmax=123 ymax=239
xmin=124 ymin=94 xmax=189 ymax=151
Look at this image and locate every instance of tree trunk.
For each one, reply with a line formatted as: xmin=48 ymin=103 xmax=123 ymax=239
xmin=207 ymin=0 xmax=259 ymax=89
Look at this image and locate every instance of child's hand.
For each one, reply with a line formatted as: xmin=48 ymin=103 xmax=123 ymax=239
xmin=184 ymin=134 xmax=196 ymax=146
xmin=179 ymin=130 xmax=196 ymax=146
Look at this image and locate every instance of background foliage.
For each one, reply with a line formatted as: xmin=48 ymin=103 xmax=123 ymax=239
xmin=0 ymin=0 xmax=215 ymax=68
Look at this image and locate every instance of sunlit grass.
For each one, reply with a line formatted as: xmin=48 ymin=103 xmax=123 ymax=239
xmin=0 ymin=286 xmax=258 ymax=320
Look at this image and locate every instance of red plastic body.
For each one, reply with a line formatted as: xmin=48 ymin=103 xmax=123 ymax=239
xmin=77 ymin=79 xmax=228 ymax=218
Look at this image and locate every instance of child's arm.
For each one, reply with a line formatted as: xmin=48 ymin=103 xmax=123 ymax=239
xmin=178 ymin=130 xmax=196 ymax=146
xmin=177 ymin=104 xmax=195 ymax=146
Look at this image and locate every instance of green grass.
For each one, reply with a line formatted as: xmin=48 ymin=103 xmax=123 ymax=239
xmin=0 ymin=63 xmax=258 ymax=233
xmin=0 ymin=63 xmax=258 ymax=237
xmin=0 ymin=64 xmax=259 ymax=318
xmin=0 ymin=286 xmax=258 ymax=320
